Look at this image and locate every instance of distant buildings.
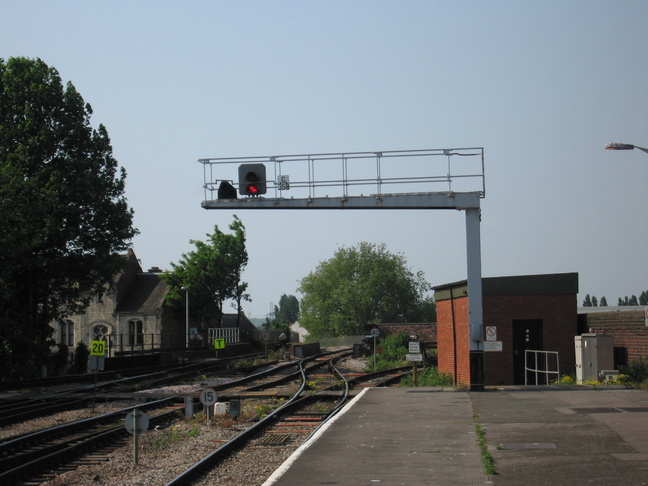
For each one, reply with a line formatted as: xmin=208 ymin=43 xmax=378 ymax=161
xmin=54 ymin=250 xmax=257 ymax=358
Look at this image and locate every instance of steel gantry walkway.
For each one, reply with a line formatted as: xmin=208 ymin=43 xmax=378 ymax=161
xmin=199 ymin=147 xmax=486 ymax=389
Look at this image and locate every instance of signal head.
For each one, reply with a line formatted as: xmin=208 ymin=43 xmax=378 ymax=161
xmin=238 ymin=163 xmax=267 ymax=196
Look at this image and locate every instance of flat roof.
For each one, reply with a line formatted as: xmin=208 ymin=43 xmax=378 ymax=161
xmin=577 ymin=306 xmax=645 ymax=314
xmin=434 ymin=272 xmax=579 ymax=301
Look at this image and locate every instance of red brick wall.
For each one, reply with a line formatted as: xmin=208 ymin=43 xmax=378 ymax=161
xmin=437 ymin=293 xmax=578 ymax=386
xmin=585 ymin=310 xmax=647 ymax=364
xmin=483 ymin=294 xmax=578 ymax=386
xmin=437 ymin=297 xmax=471 ymax=386
xmin=375 ymin=323 xmax=437 ymax=343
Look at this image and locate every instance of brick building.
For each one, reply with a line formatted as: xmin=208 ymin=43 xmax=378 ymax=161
xmin=365 ymin=323 xmax=437 ymax=344
xmin=578 ymin=307 xmax=648 ymax=366
xmin=434 ymin=273 xmax=579 ymax=386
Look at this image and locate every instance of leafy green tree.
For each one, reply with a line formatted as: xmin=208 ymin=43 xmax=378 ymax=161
xmin=583 ymin=294 xmax=592 ymax=307
xmin=600 ymin=296 xmax=608 ymax=306
xmin=264 ymin=294 xmax=300 ymax=339
xmin=0 ymin=57 xmax=137 ymax=379
xmin=616 ymin=293 xmax=646 ymax=306
xmin=298 ymin=242 xmax=434 ymax=338
xmin=274 ymin=294 xmax=300 ymax=325
xmin=163 ymin=216 xmax=249 ymax=331
xmin=591 ymin=296 xmax=598 ymax=307
xmin=232 ymin=281 xmax=251 ymax=326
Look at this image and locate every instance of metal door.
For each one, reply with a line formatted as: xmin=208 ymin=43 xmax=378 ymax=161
xmin=513 ymin=319 xmax=543 ymax=385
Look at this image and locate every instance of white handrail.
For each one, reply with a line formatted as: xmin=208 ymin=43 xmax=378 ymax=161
xmin=524 ymin=350 xmax=560 ymax=385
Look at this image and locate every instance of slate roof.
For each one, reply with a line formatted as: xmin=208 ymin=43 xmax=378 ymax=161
xmin=115 ymin=273 xmax=168 ymax=314
xmin=221 ymin=313 xmax=257 ymax=334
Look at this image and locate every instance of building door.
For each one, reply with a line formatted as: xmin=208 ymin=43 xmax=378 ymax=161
xmin=513 ymin=319 xmax=543 ymax=385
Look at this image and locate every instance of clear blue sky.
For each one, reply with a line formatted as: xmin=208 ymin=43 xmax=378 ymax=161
xmin=2 ymin=1 xmax=647 ymax=318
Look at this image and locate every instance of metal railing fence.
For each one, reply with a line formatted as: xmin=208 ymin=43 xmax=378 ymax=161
xmin=524 ymin=350 xmax=560 ymax=386
xmin=200 ymin=147 xmax=485 ymax=203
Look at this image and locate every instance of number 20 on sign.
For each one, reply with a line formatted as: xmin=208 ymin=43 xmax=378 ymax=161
xmin=90 ymin=340 xmax=106 ymax=356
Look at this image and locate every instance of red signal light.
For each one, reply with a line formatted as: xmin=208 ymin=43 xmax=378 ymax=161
xmin=246 ymin=184 xmax=261 ymax=195
xmin=238 ymin=163 xmax=267 ymax=196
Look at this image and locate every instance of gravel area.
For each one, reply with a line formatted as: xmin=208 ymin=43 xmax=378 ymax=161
xmin=3 ymin=355 xmax=368 ymax=485
xmin=30 ymin=398 xmax=281 ymax=486
xmin=0 ymin=401 xmax=135 ymax=440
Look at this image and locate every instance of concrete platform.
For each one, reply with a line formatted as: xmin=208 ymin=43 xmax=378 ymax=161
xmin=263 ymin=387 xmax=648 ymax=486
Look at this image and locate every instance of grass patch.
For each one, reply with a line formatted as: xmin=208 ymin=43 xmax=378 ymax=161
xmin=470 ymin=396 xmax=496 ymax=477
xmin=149 ymin=425 xmax=196 ymax=450
xmin=474 ymin=423 xmax=496 ymax=476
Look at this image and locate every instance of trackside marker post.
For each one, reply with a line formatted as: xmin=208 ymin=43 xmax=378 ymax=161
xmin=89 ymin=340 xmax=106 ymax=412
xmin=200 ymin=387 xmax=218 ymax=420
xmin=125 ymin=409 xmax=149 ymax=465
xmin=370 ymin=328 xmax=380 ymax=368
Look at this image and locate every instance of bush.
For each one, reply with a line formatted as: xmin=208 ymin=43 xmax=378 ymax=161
xmin=553 ymin=375 xmax=576 ymax=386
xmin=71 ymin=341 xmax=89 ymax=374
xmin=365 ymin=332 xmax=409 ymax=371
xmin=401 ymin=367 xmax=453 ymax=387
xmin=619 ymin=358 xmax=648 ymax=389
xmin=52 ymin=344 xmax=70 ymax=375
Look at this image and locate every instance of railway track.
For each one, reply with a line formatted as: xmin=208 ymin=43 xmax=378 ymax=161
xmin=0 ymin=350 xmax=411 ymax=485
xmin=0 ymin=353 xmax=341 ymax=485
xmin=0 ymin=397 xmax=184 ymax=485
xmin=0 ymin=354 xmax=264 ymax=393
xmin=0 ymin=354 xmax=265 ymax=427
xmin=164 ymin=352 xmax=411 ymax=486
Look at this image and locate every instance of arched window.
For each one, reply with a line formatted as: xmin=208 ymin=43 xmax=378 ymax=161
xmin=90 ymin=323 xmax=112 ymax=356
xmin=92 ymin=324 xmax=109 ymax=340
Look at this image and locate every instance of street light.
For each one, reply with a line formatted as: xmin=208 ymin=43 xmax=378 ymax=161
xmin=181 ymin=286 xmax=189 ymax=349
xmin=605 ymin=142 xmax=648 ymax=154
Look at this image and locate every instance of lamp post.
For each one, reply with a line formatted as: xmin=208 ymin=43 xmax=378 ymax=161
xmin=605 ymin=142 xmax=648 ymax=154
xmin=181 ymin=287 xmax=189 ymax=349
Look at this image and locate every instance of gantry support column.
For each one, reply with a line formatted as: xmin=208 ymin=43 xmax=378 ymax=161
xmin=465 ymin=207 xmax=484 ymax=391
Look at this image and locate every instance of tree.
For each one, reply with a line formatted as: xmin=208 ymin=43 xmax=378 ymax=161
xmin=600 ymin=296 xmax=608 ymax=307
xmin=591 ymin=296 xmax=598 ymax=307
xmin=0 ymin=57 xmax=137 ymax=379
xmin=298 ymin=242 xmax=434 ymax=338
xmin=274 ymin=294 xmax=300 ymax=325
xmin=264 ymin=294 xmax=300 ymax=338
xmin=163 ymin=216 xmax=249 ymax=331
xmin=640 ymin=291 xmax=647 ymax=306
xmin=583 ymin=294 xmax=592 ymax=307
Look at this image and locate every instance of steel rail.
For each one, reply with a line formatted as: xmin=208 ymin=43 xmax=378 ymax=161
xmin=0 ymin=408 xmax=182 ymax=485
xmin=0 ymin=356 xmax=264 ymax=427
xmin=0 ymin=395 xmax=182 ymax=456
xmin=0 ymin=353 xmax=264 ymax=392
xmin=164 ymin=352 xmax=351 ymax=486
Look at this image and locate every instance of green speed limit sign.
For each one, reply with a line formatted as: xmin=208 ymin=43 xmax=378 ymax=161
xmin=90 ymin=340 xmax=106 ymax=356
